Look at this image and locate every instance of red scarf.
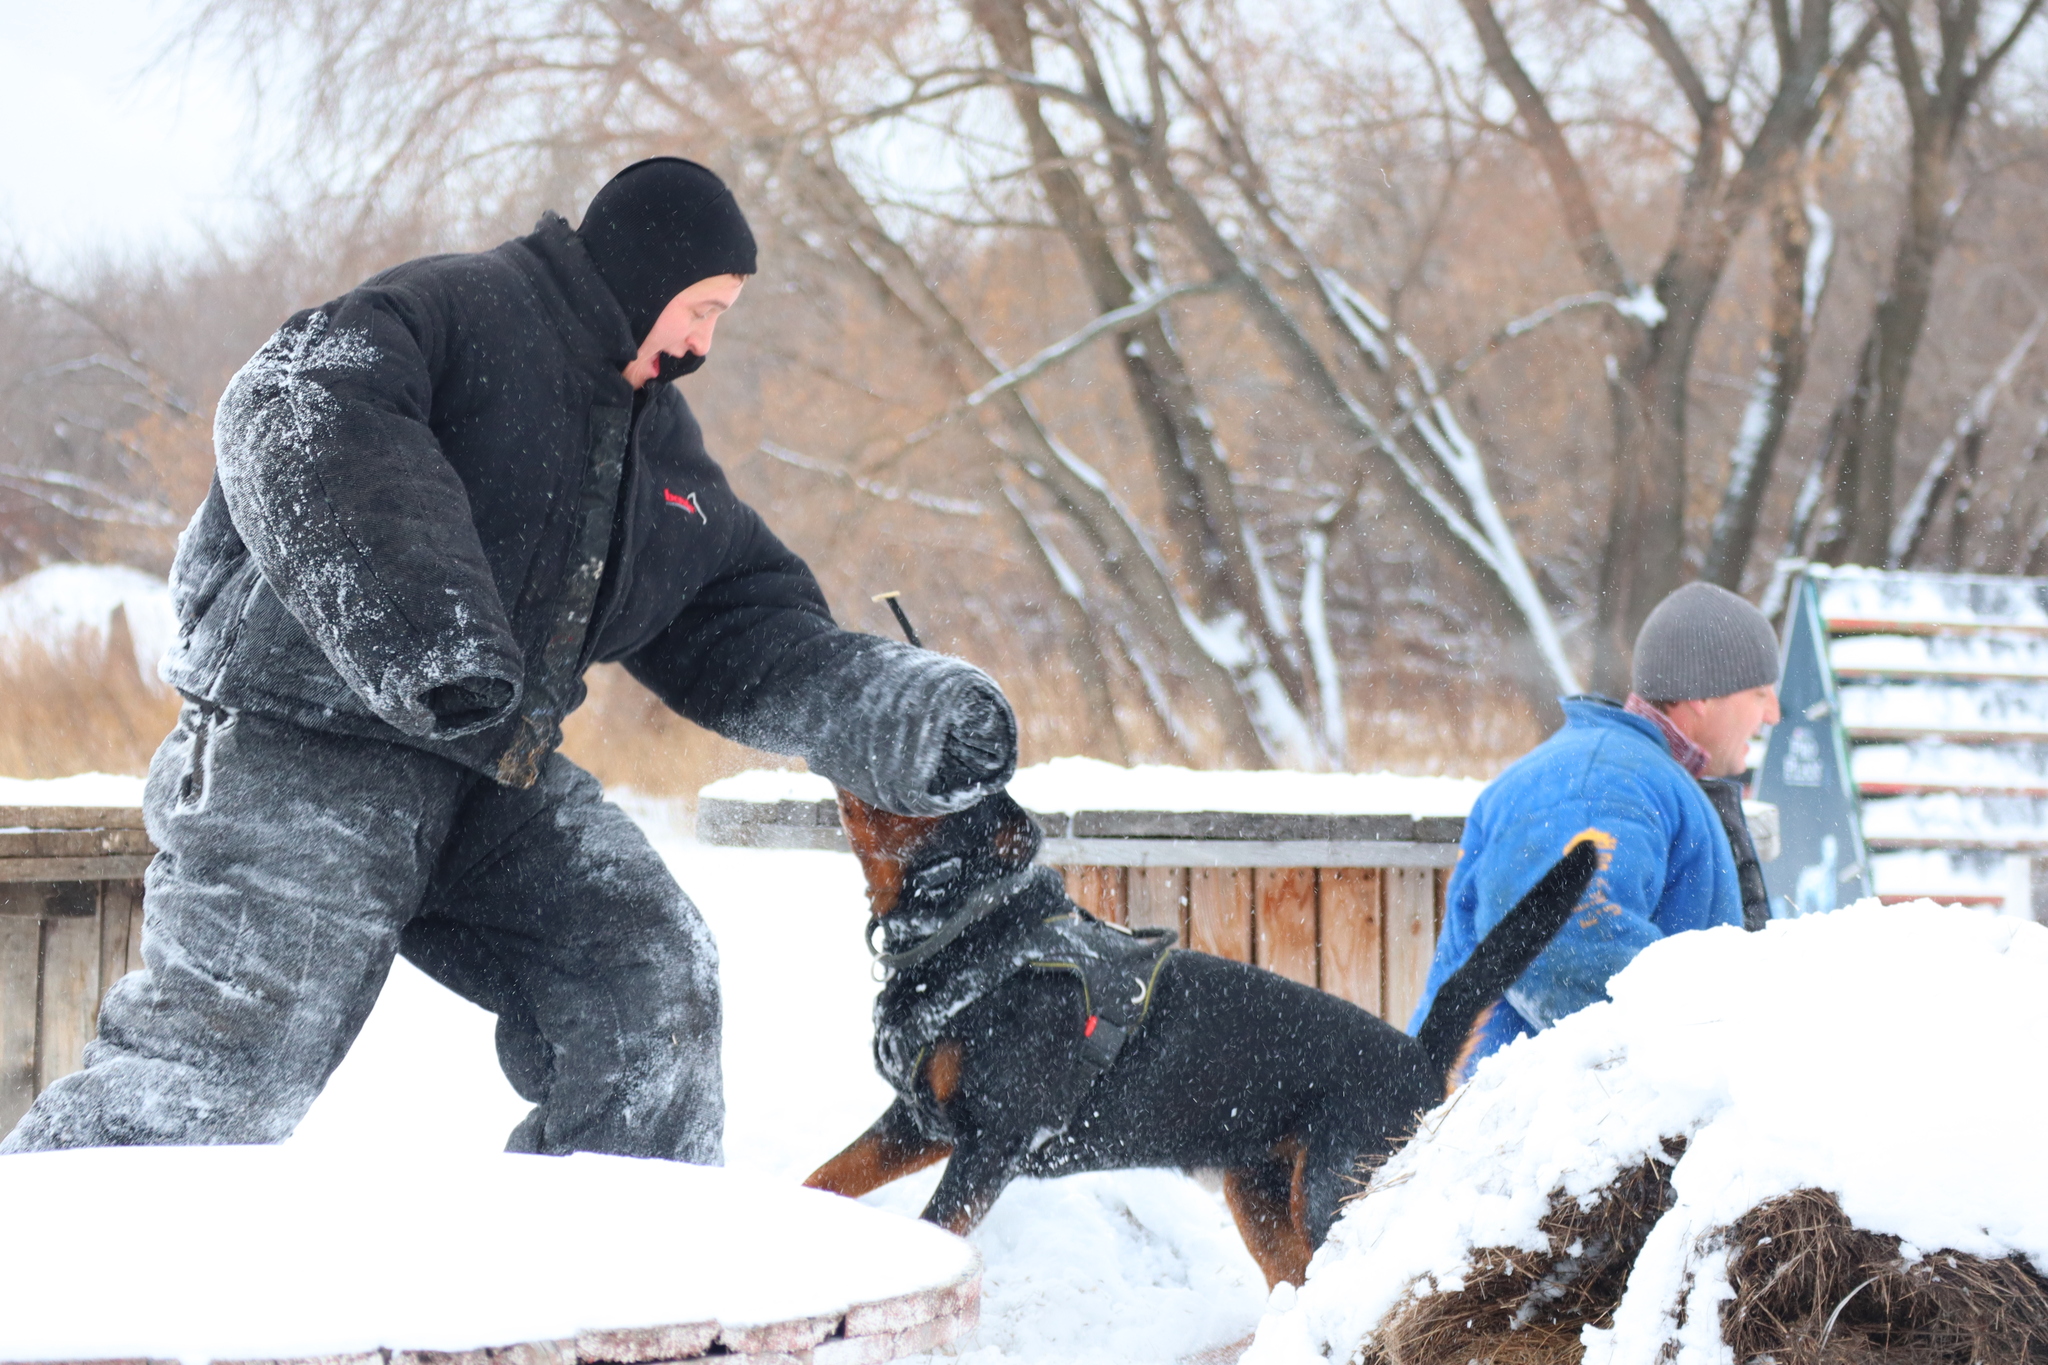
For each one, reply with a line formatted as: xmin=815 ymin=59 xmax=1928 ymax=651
xmin=1624 ymin=693 xmax=1711 ymax=778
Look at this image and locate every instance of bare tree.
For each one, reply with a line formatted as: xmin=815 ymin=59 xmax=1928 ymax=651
xmin=1808 ymin=0 xmax=2045 ymax=567
xmin=0 ymin=267 xmax=207 ymax=578
xmin=1702 ymin=103 xmax=1849 ymax=590
xmin=1457 ymin=0 xmax=1868 ymax=689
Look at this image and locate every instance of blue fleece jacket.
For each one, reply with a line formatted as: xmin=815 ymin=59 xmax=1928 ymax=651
xmin=1408 ymin=696 xmax=1742 ymax=1074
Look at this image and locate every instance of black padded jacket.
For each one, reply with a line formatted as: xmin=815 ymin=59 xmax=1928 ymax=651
xmin=163 ymin=212 xmax=919 ymax=789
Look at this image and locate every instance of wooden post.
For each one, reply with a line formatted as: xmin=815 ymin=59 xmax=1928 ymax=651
xmin=37 ymin=909 xmax=100 ymax=1093
xmin=1188 ymin=868 xmax=1254 ymax=962
xmin=0 ymin=908 xmax=38 ymax=1132
xmin=1127 ymin=867 xmax=1188 ymax=939
xmin=1382 ymin=868 xmax=1438 ymax=1032
xmin=1254 ymin=869 xmax=1318 ymax=987
xmin=98 ymin=879 xmax=144 ymax=1004
xmin=1317 ymin=868 xmax=1383 ymax=1016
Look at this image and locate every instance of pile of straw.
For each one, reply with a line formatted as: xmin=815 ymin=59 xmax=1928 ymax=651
xmin=1365 ymin=1141 xmax=2048 ymax=1365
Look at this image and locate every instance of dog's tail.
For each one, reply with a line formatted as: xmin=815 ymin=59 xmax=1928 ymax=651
xmin=1413 ymin=835 xmax=1602 ymax=1081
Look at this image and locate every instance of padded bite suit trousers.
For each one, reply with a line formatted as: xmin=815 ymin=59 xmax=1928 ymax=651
xmin=1 ymin=704 xmax=723 ymax=1161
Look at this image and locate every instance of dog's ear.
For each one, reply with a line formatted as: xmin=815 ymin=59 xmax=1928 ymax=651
xmin=836 ymin=788 xmax=943 ymax=917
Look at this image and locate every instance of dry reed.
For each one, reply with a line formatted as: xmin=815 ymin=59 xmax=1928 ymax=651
xmin=0 ymin=628 xmax=786 ymax=805
xmin=0 ymin=617 xmax=180 ymax=780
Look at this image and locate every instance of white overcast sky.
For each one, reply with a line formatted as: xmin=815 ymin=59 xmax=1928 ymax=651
xmin=0 ymin=0 xmax=269 ymax=276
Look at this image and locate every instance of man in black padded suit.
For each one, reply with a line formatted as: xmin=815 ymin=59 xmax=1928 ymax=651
xmin=1 ymin=159 xmax=1017 ymax=1162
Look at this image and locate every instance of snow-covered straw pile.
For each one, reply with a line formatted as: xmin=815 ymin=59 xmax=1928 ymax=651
xmin=1246 ymin=902 xmax=2048 ymax=1365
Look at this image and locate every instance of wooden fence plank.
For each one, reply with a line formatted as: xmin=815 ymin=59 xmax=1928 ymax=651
xmin=1188 ymin=868 xmax=1254 ymax=962
xmin=0 ymin=916 xmax=39 ymax=1131
xmin=0 ymin=829 xmax=154 ymax=859
xmin=0 ymin=883 xmax=50 ymax=917
xmin=1318 ymin=868 xmax=1383 ymax=1016
xmin=98 ymin=880 xmax=143 ymax=1009
xmin=1062 ymin=868 xmax=1127 ymax=924
xmin=1094 ymin=867 xmax=1128 ymax=925
xmin=1254 ymin=869 xmax=1319 ymax=987
xmin=0 ymin=855 xmax=155 ymax=883
xmin=1383 ymin=868 xmax=1437 ymax=1032
xmin=126 ymin=881 xmax=146 ymax=974
xmin=36 ymin=913 xmax=100 ymax=1093
xmin=0 ymin=883 xmax=90 ymax=917
xmin=1064 ymin=863 xmax=1097 ymax=908
xmin=1126 ymin=867 xmax=1188 ymax=938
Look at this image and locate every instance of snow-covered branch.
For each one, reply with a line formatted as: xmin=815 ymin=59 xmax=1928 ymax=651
xmin=959 ymin=280 xmax=1224 ymax=410
xmin=755 ymin=441 xmax=987 ymax=517
xmin=1316 ymin=268 xmax=1580 ymax=694
xmin=1887 ymin=308 xmax=2046 ymax=568
xmin=1300 ymin=513 xmax=1347 ymax=758
xmin=860 ymin=279 xmax=1224 ymax=474
xmin=0 ymin=463 xmax=184 ymax=527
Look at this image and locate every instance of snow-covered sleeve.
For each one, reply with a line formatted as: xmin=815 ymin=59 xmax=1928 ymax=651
xmin=1478 ymin=785 xmax=1671 ymax=1029
xmin=624 ymin=508 xmax=1016 ymax=817
xmin=212 ymin=292 xmax=524 ymax=739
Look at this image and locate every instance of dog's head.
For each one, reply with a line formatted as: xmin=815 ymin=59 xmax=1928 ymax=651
xmin=836 ymin=787 xmax=1043 ymax=918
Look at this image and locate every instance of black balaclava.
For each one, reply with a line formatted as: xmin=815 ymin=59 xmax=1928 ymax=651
xmin=577 ymin=157 xmax=757 ymax=372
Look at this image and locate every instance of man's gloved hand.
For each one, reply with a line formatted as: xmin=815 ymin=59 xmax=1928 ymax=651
xmin=925 ymin=675 xmax=1016 ymax=806
xmin=803 ymin=640 xmax=1018 ymax=816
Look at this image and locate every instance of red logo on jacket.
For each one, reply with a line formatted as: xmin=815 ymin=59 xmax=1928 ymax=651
xmin=664 ymin=488 xmax=707 ymax=525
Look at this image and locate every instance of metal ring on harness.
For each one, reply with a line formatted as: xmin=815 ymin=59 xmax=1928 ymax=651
xmin=865 ymin=867 xmax=1048 ymax=974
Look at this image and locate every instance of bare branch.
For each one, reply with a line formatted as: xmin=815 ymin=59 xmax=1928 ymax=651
xmin=862 ymin=277 xmax=1223 ymax=471
xmin=1964 ymin=0 xmax=2048 ymax=107
xmin=1456 ymin=0 xmax=1632 ymax=295
xmin=1888 ymin=306 xmax=2047 ymax=567
xmin=755 ymin=441 xmax=987 ymax=517
xmin=1623 ymin=0 xmax=1719 ymax=126
xmin=961 ymin=279 xmax=1224 ymax=409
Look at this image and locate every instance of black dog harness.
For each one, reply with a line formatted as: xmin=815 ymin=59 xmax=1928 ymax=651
xmin=868 ymin=866 xmax=1176 ymax=1135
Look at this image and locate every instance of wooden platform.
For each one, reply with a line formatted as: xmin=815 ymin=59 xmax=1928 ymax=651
xmin=0 ymin=804 xmax=151 ymax=1130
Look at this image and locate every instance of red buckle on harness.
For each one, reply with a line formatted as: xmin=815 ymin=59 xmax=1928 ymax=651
xmin=1084 ymin=1014 xmax=1099 ymax=1038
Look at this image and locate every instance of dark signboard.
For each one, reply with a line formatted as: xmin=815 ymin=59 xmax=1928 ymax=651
xmin=1756 ymin=574 xmax=1872 ymax=917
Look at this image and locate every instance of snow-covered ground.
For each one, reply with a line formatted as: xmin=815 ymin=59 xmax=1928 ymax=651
xmin=0 ymin=1147 xmax=976 ymax=1363
xmin=293 ymin=830 xmax=1271 ymax=1365
xmin=1246 ymin=900 xmax=2048 ymax=1365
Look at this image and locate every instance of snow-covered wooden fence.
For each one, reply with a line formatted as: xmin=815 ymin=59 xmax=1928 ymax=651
xmin=0 ymin=804 xmax=149 ymax=1131
xmin=696 ymin=761 xmax=1475 ymax=1027
xmin=1811 ymin=566 xmax=2048 ymax=915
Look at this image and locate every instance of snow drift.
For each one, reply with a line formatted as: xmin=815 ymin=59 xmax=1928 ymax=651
xmin=1246 ymin=901 xmax=2048 ymax=1365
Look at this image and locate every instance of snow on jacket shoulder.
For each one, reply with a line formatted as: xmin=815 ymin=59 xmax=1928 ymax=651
xmin=1407 ymin=697 xmax=1742 ymax=1070
xmin=163 ymin=212 xmax=871 ymax=783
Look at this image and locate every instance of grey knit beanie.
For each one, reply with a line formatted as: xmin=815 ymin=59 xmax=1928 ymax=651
xmin=1631 ymin=582 xmax=1780 ymax=701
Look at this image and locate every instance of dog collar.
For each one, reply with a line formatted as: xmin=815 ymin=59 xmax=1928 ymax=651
xmin=866 ymin=866 xmax=1051 ymax=974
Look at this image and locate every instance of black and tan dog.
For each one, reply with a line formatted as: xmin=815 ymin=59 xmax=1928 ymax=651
xmin=805 ymin=787 xmax=1598 ymax=1286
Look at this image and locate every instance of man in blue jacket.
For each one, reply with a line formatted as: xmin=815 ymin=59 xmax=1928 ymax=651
xmin=1412 ymin=582 xmax=1781 ymax=1079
